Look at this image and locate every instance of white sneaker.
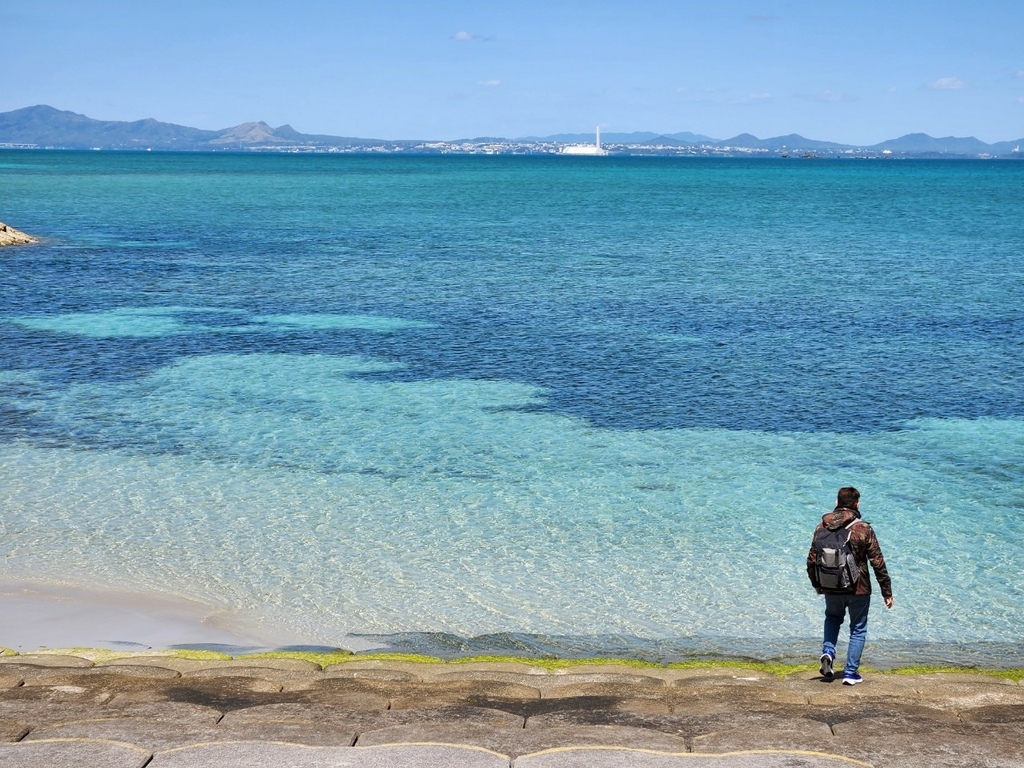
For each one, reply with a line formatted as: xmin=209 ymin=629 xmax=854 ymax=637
xmin=819 ymin=653 xmax=834 ymax=679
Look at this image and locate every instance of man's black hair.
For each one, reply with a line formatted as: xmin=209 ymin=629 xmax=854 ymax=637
xmin=837 ymin=486 xmax=860 ymax=508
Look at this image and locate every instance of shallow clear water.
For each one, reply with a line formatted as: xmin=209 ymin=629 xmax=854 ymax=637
xmin=1 ymin=152 xmax=1022 ymax=664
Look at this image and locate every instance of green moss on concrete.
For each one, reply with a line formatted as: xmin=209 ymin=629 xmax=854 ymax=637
xmin=240 ymin=650 xmax=354 ymax=667
xmin=4 ymin=644 xmax=1022 ymax=681
xmin=162 ymin=649 xmax=235 ymax=660
xmin=667 ymin=659 xmax=818 ymax=677
xmin=345 ymin=652 xmax=446 ymax=664
xmin=888 ymin=665 xmax=1024 ymax=683
xmin=449 ymin=655 xmax=663 ymax=670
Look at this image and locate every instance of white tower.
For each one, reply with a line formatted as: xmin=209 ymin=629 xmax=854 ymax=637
xmin=560 ymin=125 xmax=609 ymax=155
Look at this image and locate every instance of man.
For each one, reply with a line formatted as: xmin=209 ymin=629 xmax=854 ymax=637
xmin=807 ymin=486 xmax=893 ymax=685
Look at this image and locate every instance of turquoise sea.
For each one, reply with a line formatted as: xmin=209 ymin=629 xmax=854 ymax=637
xmin=1 ymin=151 xmax=1022 ymax=665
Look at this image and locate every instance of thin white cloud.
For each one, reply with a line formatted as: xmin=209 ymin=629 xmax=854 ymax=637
xmin=478 ymin=79 xmax=501 ymax=87
xmin=808 ymin=90 xmax=854 ymax=103
xmin=929 ymin=77 xmax=965 ymax=90
xmin=1015 ymin=70 xmax=1024 ymax=78
xmin=681 ymin=90 xmax=773 ymax=107
xmin=452 ymin=31 xmax=477 ymax=42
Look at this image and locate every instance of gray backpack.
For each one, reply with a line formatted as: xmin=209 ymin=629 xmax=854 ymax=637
xmin=813 ymin=521 xmax=860 ymax=592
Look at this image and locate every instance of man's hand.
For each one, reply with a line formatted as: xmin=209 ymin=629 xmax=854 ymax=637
xmin=884 ymin=596 xmax=894 ymax=609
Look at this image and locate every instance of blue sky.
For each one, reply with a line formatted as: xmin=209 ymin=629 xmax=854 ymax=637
xmin=3 ymin=0 xmax=1023 ymax=143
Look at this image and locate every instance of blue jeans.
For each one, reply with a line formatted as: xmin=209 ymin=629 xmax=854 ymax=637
xmin=822 ymin=594 xmax=871 ymax=676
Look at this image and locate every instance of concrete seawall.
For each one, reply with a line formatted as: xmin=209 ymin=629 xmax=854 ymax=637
xmin=1 ymin=653 xmax=1022 ymax=767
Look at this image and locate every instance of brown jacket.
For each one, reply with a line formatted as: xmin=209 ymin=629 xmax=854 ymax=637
xmin=807 ymin=506 xmax=892 ymax=598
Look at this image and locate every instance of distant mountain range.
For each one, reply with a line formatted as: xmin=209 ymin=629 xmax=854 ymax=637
xmin=1 ymin=105 xmax=1022 ymax=157
xmin=0 ymin=105 xmax=402 ymax=151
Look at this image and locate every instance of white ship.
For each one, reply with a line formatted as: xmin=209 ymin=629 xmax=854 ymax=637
xmin=560 ymin=127 xmax=609 ymax=156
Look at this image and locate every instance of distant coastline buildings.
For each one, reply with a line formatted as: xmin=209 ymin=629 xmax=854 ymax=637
xmin=559 ymin=127 xmax=609 ymax=156
xmin=2 ymin=106 xmax=1023 ymax=159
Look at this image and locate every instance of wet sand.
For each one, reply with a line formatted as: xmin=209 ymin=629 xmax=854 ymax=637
xmin=0 ymin=580 xmax=285 ymax=653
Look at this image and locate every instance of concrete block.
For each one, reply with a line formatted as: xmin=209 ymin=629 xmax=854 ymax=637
xmin=0 ymin=674 xmax=23 ymax=690
xmin=669 ymin=683 xmax=808 ymax=710
xmin=107 ymin=673 xmax=285 ymax=708
xmin=101 ymin=700 xmax=225 ymax=724
xmin=0 ymin=738 xmax=151 ymax=768
xmin=437 ymin=662 xmax=552 ymax=677
xmin=25 ymin=717 xmax=357 ymax=750
xmin=540 ymin=683 xmax=665 ymax=701
xmin=544 ymin=664 xmax=670 ymax=679
xmin=221 ymin=702 xmax=372 ymax=725
xmin=0 ymin=665 xmax=92 ymax=685
xmin=831 ymin=714 xmax=1024 ymax=766
xmin=0 ymin=718 xmax=29 ymax=742
xmin=223 ymin=703 xmax=521 ymax=731
xmin=359 ymin=723 xmax=689 ymax=758
xmin=689 ymin=714 xmax=833 ymax=753
xmin=319 ymin=668 xmax=421 ymax=682
xmin=434 ymin=671 xmax=556 ymax=687
xmin=293 ymin=690 xmax=392 ymax=711
xmin=534 ymin=723 xmax=688 ymax=754
xmin=357 ymin=722 xmax=532 ymax=754
xmin=542 ymin=673 xmax=667 ymax=689
xmin=149 ymin=742 xmax=510 ymax=767
xmin=0 ymin=700 xmax=113 ymax=728
xmin=53 ymin=664 xmax=182 ymax=680
xmin=322 ymin=660 xmax=429 ymax=680
xmin=666 ymin=666 xmax=777 ymax=682
xmin=225 ymin=658 xmax=325 ymax=673
xmin=959 ymin=702 xmax=1024 ymax=723
xmin=515 ymin=749 xmax=872 ymax=767
xmin=98 ymin=657 xmax=241 ymax=674
xmin=0 ymin=680 xmax=116 ymax=706
xmin=385 ymin=680 xmax=543 ymax=710
xmin=0 ymin=655 xmax=94 ymax=669
xmin=909 ymin=678 xmax=1024 ymax=710
xmin=432 ymin=671 xmax=665 ymax=697
xmin=527 ymin=709 xmax=692 ymax=738
xmin=355 ymin=744 xmax=512 ymax=767
xmin=181 ymin=666 xmax=318 ymax=687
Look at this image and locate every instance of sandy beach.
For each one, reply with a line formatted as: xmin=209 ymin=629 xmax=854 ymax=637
xmin=0 ymin=580 xmax=287 ymax=654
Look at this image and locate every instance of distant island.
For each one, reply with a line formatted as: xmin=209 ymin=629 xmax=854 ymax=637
xmin=1 ymin=105 xmax=1022 ymax=159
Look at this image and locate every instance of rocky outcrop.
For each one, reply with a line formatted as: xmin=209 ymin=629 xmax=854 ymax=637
xmin=0 ymin=221 xmax=38 ymax=246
